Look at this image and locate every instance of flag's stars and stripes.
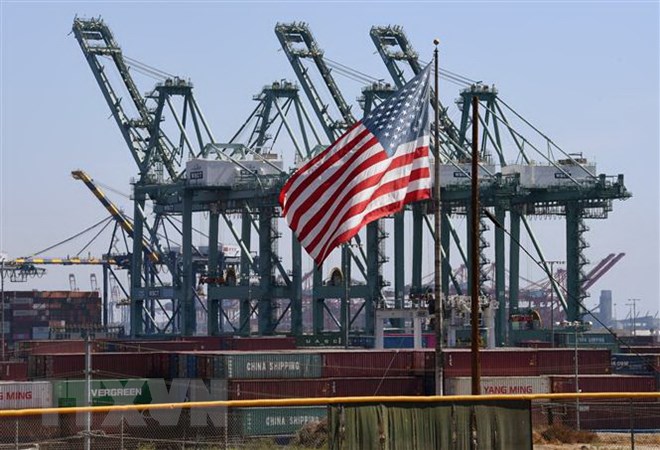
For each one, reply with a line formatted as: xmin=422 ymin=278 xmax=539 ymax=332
xmin=279 ymin=64 xmax=433 ymax=265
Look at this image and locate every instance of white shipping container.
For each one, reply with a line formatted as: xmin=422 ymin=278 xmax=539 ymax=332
xmin=187 ymin=159 xmax=239 ymax=187
xmin=239 ymin=160 xmax=283 ymax=177
xmin=0 ymin=382 xmax=52 ymax=409
xmin=431 ymin=162 xmax=497 ymax=187
xmin=446 ymin=376 xmax=550 ymax=395
xmin=502 ymin=163 xmax=596 ymax=188
xmin=187 ymin=158 xmax=282 ymax=187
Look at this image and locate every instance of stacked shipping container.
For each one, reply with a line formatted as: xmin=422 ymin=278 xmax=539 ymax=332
xmin=3 ymin=341 xmax=659 ymax=436
xmin=2 ymin=291 xmax=101 ymax=343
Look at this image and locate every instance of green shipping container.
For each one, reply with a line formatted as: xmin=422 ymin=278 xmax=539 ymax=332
xmin=225 ymin=353 xmax=322 ymax=379
xmin=53 ymin=379 xmax=153 ymax=407
xmin=234 ymin=406 xmax=327 ymax=436
xmin=556 ymin=332 xmax=617 ymax=349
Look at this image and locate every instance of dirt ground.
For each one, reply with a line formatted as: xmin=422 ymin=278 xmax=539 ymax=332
xmin=534 ymin=432 xmax=660 ymax=449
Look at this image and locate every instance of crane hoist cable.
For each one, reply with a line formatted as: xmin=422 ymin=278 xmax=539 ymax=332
xmin=100 ymin=54 xmax=164 ymax=82
xmin=75 ymin=216 xmax=115 ymax=257
xmin=326 ymin=55 xmax=473 ymax=89
xmin=418 ymin=58 xmax=478 ymax=85
xmin=325 ymin=65 xmax=371 ymax=85
xmin=124 ymin=55 xmax=179 ymax=80
xmin=325 ymin=57 xmax=380 ymax=83
xmin=94 ymin=180 xmax=130 ymax=199
xmin=21 ymin=216 xmax=114 ymax=259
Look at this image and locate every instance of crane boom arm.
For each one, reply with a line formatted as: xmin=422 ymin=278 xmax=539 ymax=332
xmin=11 ymin=257 xmax=116 ymax=265
xmin=71 ymin=170 xmax=159 ymax=262
xmin=275 ymin=22 xmax=355 ymax=141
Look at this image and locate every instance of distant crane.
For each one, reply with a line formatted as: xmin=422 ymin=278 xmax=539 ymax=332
xmin=69 ymin=274 xmax=78 ymax=292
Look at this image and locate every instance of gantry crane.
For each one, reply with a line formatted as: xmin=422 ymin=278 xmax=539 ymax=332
xmin=276 ymin=22 xmax=392 ymax=336
xmin=73 ymin=18 xmax=225 ymax=336
xmin=369 ymin=24 xmax=630 ymax=345
xmin=70 ymin=18 xmax=631 ymax=346
xmin=74 ymin=18 xmax=307 ymax=338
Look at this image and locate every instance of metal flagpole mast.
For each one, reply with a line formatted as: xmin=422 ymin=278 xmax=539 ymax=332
xmin=433 ymin=39 xmax=444 ymax=396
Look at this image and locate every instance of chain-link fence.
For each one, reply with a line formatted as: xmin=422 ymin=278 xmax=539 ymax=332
xmin=0 ymin=394 xmax=658 ymax=449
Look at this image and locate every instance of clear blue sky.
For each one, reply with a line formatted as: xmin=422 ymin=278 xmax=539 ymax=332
xmin=1 ymin=1 xmax=658 ymax=319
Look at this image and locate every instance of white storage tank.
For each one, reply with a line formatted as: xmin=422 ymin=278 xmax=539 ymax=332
xmin=0 ymin=381 xmax=52 ymax=409
xmin=445 ymin=376 xmax=550 ymax=395
xmin=502 ymin=161 xmax=597 ymax=188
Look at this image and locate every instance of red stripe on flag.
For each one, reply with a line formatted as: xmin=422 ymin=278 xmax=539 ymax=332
xmin=291 ymin=143 xmax=386 ymax=235
xmin=315 ymin=181 xmax=431 ymax=264
xmin=279 ymin=123 xmax=363 ymax=205
xmin=310 ymin=160 xmax=430 ymax=261
xmin=280 ymin=125 xmax=369 ymax=215
xmin=298 ymin=147 xmax=423 ymax=247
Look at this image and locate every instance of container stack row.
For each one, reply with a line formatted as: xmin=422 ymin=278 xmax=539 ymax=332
xmin=1 ymin=291 xmax=101 ymax=342
xmin=1 ymin=343 xmax=658 ymax=436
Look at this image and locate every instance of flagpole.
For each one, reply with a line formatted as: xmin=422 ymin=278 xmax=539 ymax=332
xmin=470 ymin=95 xmax=482 ymax=395
xmin=433 ymin=39 xmax=444 ymax=396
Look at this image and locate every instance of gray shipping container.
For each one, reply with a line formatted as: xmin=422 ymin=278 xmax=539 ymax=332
xmin=0 ymin=381 xmax=52 ymax=409
xmin=445 ymin=376 xmax=550 ymax=395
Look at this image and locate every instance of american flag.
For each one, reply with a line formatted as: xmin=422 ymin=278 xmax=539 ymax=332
xmin=280 ymin=64 xmax=433 ymax=265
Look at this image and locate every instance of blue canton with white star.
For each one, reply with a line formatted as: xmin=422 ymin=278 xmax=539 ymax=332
xmin=362 ymin=64 xmax=431 ymax=157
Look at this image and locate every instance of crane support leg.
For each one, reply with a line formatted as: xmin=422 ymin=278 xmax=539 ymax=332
xmin=393 ymin=212 xmax=405 ymax=328
xmin=411 ymin=206 xmax=423 ymax=294
xmin=508 ymin=210 xmax=521 ymax=318
xmin=258 ymin=208 xmax=274 ymax=335
xmin=181 ymin=189 xmax=195 ymax=336
xmin=208 ymin=211 xmax=220 ymax=335
xmin=494 ymin=207 xmax=506 ymax=345
xmin=130 ymin=192 xmax=146 ymax=337
xmin=566 ymin=202 xmax=587 ymax=321
xmin=239 ymin=210 xmax=252 ymax=336
xmin=441 ymin=211 xmax=451 ymax=298
xmin=313 ymin=263 xmax=324 ymax=334
xmin=291 ymin=237 xmax=303 ymax=335
xmin=366 ymin=221 xmax=380 ymax=335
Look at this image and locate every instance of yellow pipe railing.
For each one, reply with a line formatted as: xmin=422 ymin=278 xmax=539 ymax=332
xmin=0 ymin=392 xmax=658 ymax=418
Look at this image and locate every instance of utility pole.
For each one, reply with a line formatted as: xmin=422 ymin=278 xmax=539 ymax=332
xmin=343 ymin=244 xmax=350 ymax=349
xmin=84 ymin=333 xmax=92 ymax=450
xmin=574 ymin=323 xmax=580 ymax=430
xmin=0 ymin=257 xmax=5 ymax=362
xmin=627 ymin=299 xmax=640 ymax=336
xmin=469 ymin=93 xmax=481 ymax=395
